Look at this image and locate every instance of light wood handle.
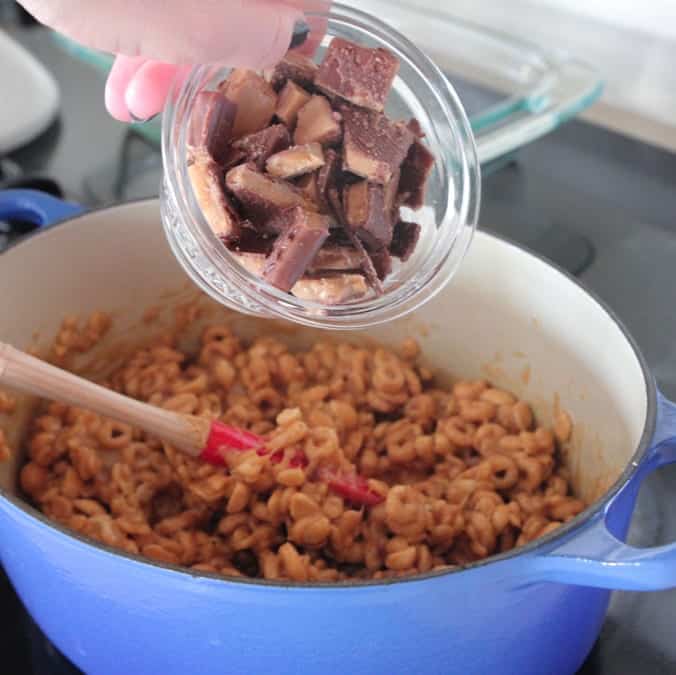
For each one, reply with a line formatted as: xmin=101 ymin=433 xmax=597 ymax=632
xmin=0 ymin=342 xmax=207 ymax=456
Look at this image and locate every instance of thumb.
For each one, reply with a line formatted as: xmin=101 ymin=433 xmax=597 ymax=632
xmin=18 ymin=0 xmax=303 ymax=68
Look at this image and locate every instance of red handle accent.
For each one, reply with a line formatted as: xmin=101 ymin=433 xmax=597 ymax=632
xmin=200 ymin=421 xmax=265 ymax=464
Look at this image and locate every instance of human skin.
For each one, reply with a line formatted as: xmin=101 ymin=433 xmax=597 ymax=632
xmin=17 ymin=0 xmax=328 ymax=121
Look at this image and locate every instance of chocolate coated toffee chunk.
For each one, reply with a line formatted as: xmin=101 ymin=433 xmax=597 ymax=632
xmin=219 ymin=69 xmax=277 ymax=138
xmin=399 ymin=135 xmax=435 ymax=209
xmin=226 ymin=164 xmax=318 ymax=222
xmin=186 ymin=37 xmax=434 ymax=305
xmin=228 ymin=124 xmax=291 ymax=170
xmin=294 ymin=95 xmax=342 ymax=146
xmin=316 ymin=37 xmax=399 ymax=112
xmin=188 ymin=156 xmax=240 ymax=240
xmin=390 ymin=221 xmax=421 ymax=262
xmin=275 ymin=81 xmax=312 ymax=128
xmin=341 ymin=106 xmax=413 ymax=184
xmin=343 ymin=180 xmax=393 ymax=250
xmin=266 ymin=143 xmax=325 ymax=179
xmin=187 ymin=92 xmax=237 ymax=165
xmin=262 ymin=207 xmax=330 ymax=291
xmin=265 ymin=51 xmax=318 ymax=92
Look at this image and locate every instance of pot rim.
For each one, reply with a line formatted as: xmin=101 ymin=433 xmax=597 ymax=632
xmin=0 ymin=198 xmax=657 ymax=589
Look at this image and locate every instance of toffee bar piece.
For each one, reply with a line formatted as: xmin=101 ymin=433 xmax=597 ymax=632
xmin=343 ymin=180 xmax=393 ymax=250
xmin=187 ymin=91 xmax=237 ymax=165
xmin=342 ymin=106 xmax=413 ymax=184
xmin=188 ymin=157 xmax=240 ymax=240
xmin=275 ymin=80 xmax=312 ymax=128
xmin=370 ymin=247 xmax=392 ymax=281
xmin=262 ymin=207 xmax=330 ymax=291
xmin=292 ymin=274 xmax=369 ymax=304
xmin=265 ymin=51 xmax=318 ymax=92
xmin=316 ymin=148 xmax=341 ymax=211
xmin=294 ymin=95 xmax=342 ymax=146
xmin=399 ymin=139 xmax=435 ymax=209
xmin=295 ymin=172 xmax=321 ymax=209
xmin=231 ymin=124 xmax=291 ymax=170
xmin=226 ymin=164 xmax=318 ymax=222
xmin=231 ymin=247 xmax=368 ymax=304
xmin=308 ymin=245 xmax=364 ymax=273
xmin=219 ymin=69 xmax=277 ymax=138
xmin=315 ymin=37 xmax=399 ymax=112
xmin=390 ymin=221 xmax=421 ymax=262
xmin=266 ymin=143 xmax=325 ymax=179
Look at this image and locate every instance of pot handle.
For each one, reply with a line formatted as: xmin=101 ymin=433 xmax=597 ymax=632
xmin=528 ymin=391 xmax=676 ymax=591
xmin=0 ymin=189 xmax=84 ymax=228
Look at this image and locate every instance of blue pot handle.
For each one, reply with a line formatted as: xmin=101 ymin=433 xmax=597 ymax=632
xmin=528 ymin=391 xmax=676 ymax=590
xmin=0 ymin=189 xmax=84 ymax=228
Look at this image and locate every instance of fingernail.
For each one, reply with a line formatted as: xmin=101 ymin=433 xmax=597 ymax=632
xmin=289 ymin=19 xmax=310 ymax=49
xmin=129 ymin=112 xmax=158 ymax=124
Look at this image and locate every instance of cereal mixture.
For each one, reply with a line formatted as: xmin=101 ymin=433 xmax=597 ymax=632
xmin=20 ymin=326 xmax=585 ymax=581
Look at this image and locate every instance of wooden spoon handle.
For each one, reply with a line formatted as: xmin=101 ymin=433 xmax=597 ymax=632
xmin=0 ymin=342 xmax=206 ymax=455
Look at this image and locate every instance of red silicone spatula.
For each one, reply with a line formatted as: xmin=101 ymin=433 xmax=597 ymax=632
xmin=0 ymin=342 xmax=383 ymax=506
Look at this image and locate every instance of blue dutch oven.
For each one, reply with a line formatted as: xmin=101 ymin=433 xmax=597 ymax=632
xmin=0 ymin=188 xmax=675 ymax=675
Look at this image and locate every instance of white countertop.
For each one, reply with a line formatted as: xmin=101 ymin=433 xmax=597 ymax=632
xmin=355 ymin=0 xmax=676 ymax=153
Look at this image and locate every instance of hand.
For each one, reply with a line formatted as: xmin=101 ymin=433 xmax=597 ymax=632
xmin=18 ymin=0 xmax=329 ymax=122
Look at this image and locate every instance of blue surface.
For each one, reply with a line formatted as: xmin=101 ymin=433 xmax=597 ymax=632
xmin=2 ymin=192 xmax=676 ymax=674
xmin=0 ymin=189 xmax=84 ymax=228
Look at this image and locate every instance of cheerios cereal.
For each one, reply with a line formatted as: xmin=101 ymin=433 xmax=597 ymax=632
xmin=20 ymin=325 xmax=584 ymax=581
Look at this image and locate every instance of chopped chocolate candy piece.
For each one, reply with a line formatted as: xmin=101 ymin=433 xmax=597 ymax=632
xmin=221 ymin=146 xmax=248 ymax=171
xmin=226 ymin=164 xmax=318 ymax=224
xmin=262 ymin=207 xmax=330 ymax=291
xmin=265 ymin=51 xmax=318 ymax=92
xmin=390 ymin=221 xmax=421 ymax=262
xmin=343 ymin=227 xmax=383 ymax=294
xmin=227 ymin=226 xmax=275 ymax=255
xmin=294 ymin=95 xmax=342 ymax=146
xmin=263 ymin=203 xmax=329 ymax=235
xmin=230 ymin=124 xmax=291 ymax=170
xmin=219 ymin=69 xmax=277 ymax=138
xmin=342 ymin=106 xmax=413 ymax=184
xmin=399 ymin=139 xmax=435 ymax=209
xmin=188 ymin=156 xmax=240 ymax=240
xmin=308 ymin=245 xmax=364 ymax=273
xmin=188 ymin=91 xmax=237 ymax=165
xmin=316 ymin=148 xmax=341 ymax=211
xmin=266 ymin=142 xmax=325 ymax=179
xmin=370 ymin=247 xmax=392 ymax=280
xmin=275 ymin=81 xmax=312 ymax=128
xmin=383 ymin=169 xmax=400 ymax=219
xmin=292 ymin=274 xmax=369 ymax=304
xmin=407 ymin=117 xmax=425 ymax=139
xmin=295 ymin=172 xmax=321 ymax=209
xmin=315 ymin=38 xmax=399 ymax=113
xmin=343 ymin=180 xmax=393 ymax=250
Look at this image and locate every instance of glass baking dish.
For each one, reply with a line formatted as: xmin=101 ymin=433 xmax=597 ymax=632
xmin=51 ymin=6 xmax=602 ymax=165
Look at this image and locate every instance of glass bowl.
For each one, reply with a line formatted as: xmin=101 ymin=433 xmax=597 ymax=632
xmin=160 ymin=2 xmax=480 ymax=329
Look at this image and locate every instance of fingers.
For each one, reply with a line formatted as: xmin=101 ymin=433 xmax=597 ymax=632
xmin=19 ymin=0 xmax=303 ymax=68
xmin=283 ymin=0 xmax=331 ymax=55
xmin=125 ymin=62 xmax=191 ymax=121
xmin=104 ymin=55 xmax=146 ymax=122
